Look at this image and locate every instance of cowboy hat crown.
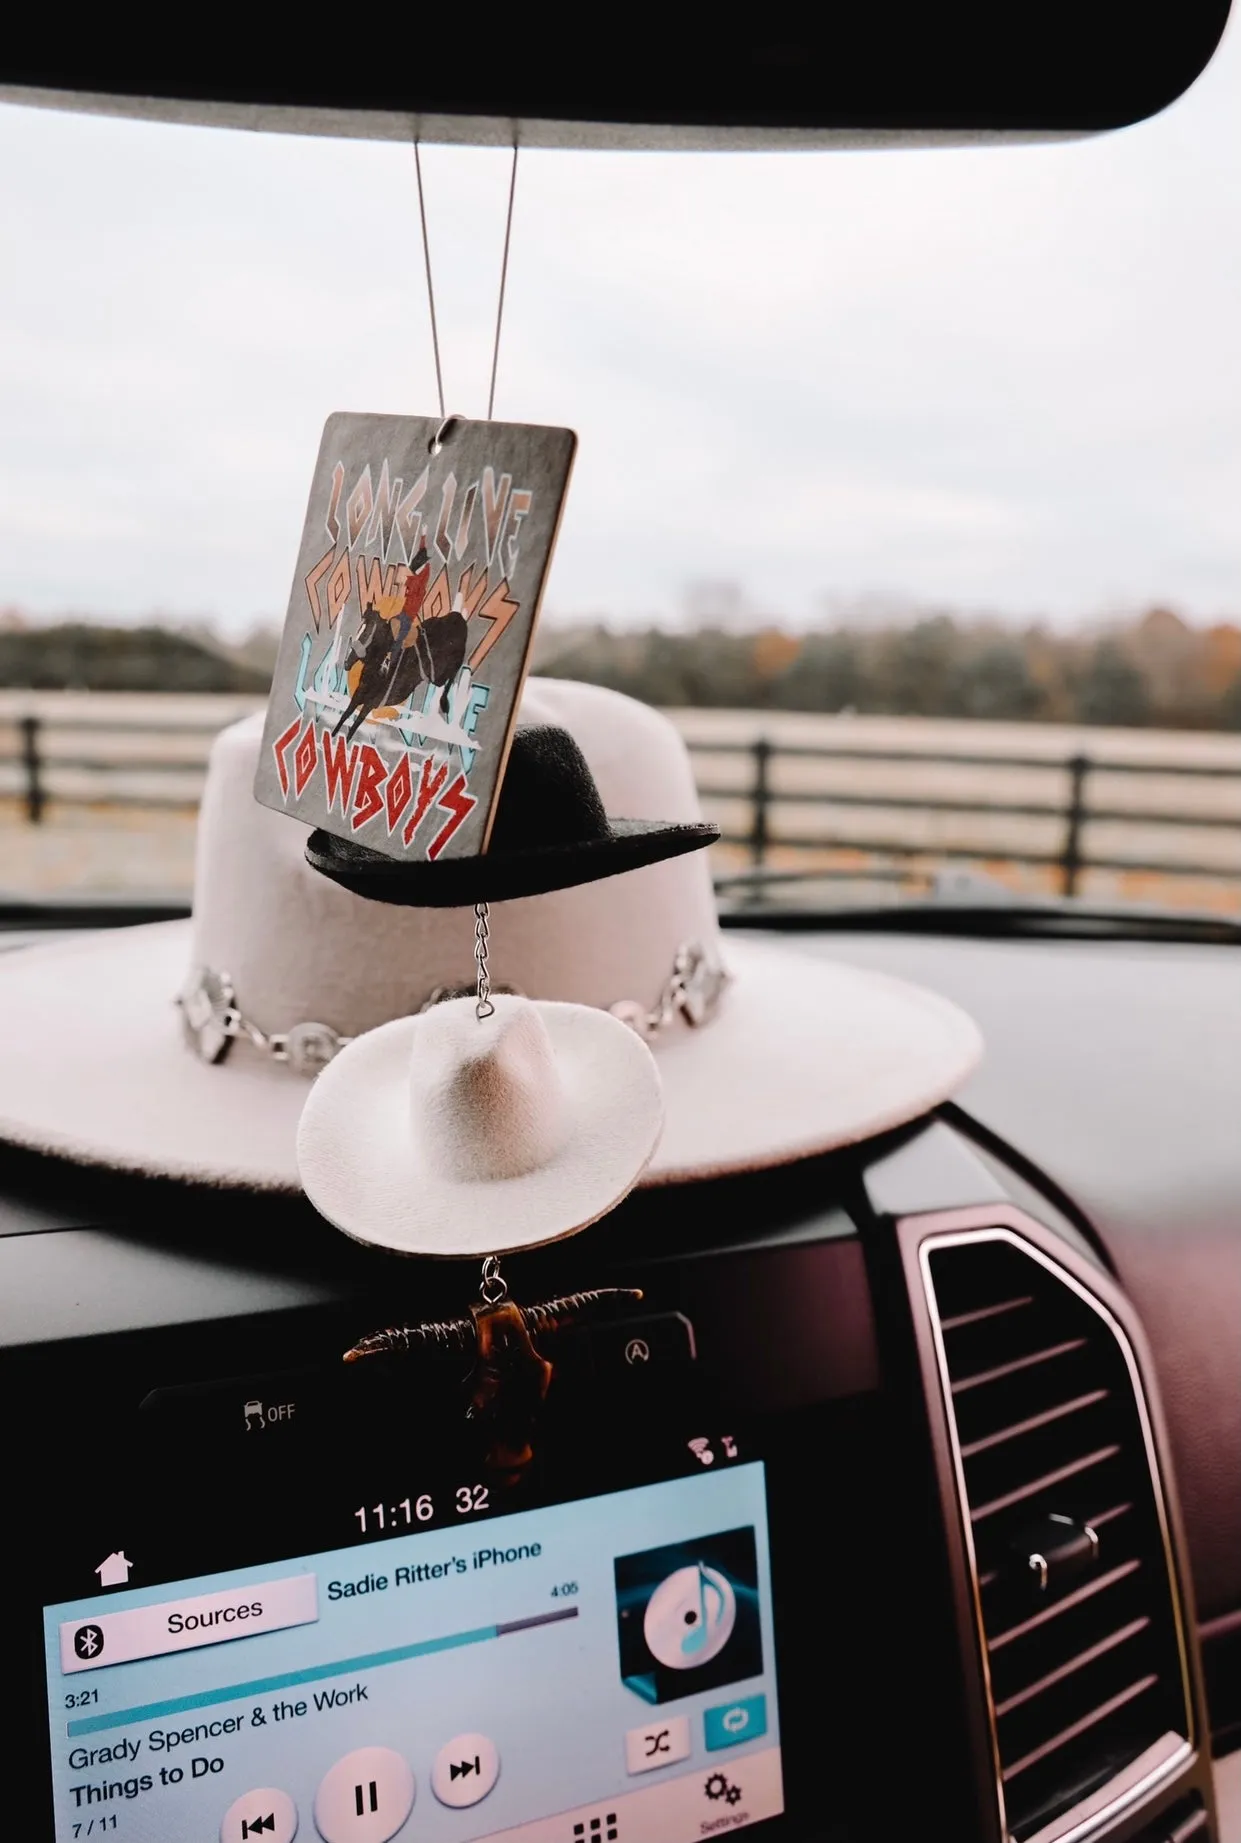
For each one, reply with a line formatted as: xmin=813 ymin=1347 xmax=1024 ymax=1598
xmin=413 ymin=996 xmax=569 ymax=1183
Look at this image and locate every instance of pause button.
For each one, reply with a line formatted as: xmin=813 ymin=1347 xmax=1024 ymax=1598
xmin=314 ymin=1747 xmax=415 ymax=1842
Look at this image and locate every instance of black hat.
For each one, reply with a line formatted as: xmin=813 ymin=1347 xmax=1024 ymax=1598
xmin=305 ymin=723 xmax=719 ymax=907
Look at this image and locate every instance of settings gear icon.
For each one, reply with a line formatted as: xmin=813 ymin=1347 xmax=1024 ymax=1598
xmin=703 ymin=1773 xmax=742 ymax=1806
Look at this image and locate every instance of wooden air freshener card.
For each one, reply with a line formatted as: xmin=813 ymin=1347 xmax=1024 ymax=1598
xmin=255 ymin=412 xmax=576 ymax=861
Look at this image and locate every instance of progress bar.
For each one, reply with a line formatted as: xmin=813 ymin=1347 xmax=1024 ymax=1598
xmin=66 ymin=1606 xmax=578 ymax=1737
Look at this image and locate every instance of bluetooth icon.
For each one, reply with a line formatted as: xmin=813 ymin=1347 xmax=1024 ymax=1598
xmin=74 ymin=1624 xmax=104 ymax=1661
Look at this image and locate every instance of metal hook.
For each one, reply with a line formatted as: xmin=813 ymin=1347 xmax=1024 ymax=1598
xmin=429 ymin=413 xmax=461 ymax=457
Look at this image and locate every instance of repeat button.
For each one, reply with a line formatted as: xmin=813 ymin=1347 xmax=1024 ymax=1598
xmin=704 ymin=1692 xmax=768 ymax=1751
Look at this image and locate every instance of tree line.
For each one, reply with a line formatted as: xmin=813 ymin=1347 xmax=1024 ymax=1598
xmin=534 ymin=607 xmax=1241 ymax=731
xmin=1 ymin=605 xmax=1238 ymax=730
xmin=0 ymin=622 xmax=270 ymax=694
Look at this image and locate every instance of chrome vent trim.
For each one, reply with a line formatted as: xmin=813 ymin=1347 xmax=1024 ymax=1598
xmin=918 ymin=1226 xmax=1195 ymax=1843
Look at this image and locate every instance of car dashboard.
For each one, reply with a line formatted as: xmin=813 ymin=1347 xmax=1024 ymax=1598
xmin=0 ymin=924 xmax=1237 ymax=1843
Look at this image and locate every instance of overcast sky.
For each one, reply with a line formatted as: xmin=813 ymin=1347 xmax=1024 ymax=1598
xmin=1 ymin=21 xmax=1238 ymax=637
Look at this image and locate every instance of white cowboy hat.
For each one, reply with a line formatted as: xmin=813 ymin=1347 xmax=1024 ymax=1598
xmin=0 ymin=677 xmax=982 ymax=1190
xmin=297 ymin=992 xmax=665 ymax=1256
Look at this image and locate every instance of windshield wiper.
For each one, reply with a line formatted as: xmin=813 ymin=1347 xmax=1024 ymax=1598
xmin=1 ymin=888 xmax=1237 ymax=948
xmin=719 ymin=896 xmax=1241 ymax=945
xmin=0 ymin=895 xmax=191 ymax=932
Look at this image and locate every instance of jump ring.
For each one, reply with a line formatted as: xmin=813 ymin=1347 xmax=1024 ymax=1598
xmin=480 ymin=1256 xmax=507 ymax=1305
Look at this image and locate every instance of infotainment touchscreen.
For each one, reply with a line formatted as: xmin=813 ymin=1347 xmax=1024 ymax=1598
xmin=39 ymin=1343 xmax=783 ymax=1842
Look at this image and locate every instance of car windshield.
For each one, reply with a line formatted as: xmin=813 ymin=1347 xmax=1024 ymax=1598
xmin=1 ymin=30 xmax=1238 ymax=923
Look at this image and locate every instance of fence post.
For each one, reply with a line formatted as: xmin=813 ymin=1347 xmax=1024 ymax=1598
xmin=19 ymin=714 xmax=45 ymax=824
xmin=1060 ymin=753 xmax=1090 ymax=897
xmin=749 ymin=736 xmax=772 ymax=870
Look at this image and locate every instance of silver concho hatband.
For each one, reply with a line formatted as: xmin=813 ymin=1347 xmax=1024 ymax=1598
xmin=177 ymin=940 xmax=729 ymax=1077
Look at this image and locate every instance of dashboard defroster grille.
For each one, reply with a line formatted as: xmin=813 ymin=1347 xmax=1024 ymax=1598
xmin=923 ymin=1233 xmax=1193 ymax=1841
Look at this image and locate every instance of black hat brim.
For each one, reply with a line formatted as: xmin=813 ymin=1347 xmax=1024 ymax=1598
xmin=305 ymin=818 xmax=720 ymax=907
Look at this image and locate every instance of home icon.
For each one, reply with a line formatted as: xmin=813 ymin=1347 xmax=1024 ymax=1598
xmin=95 ymin=1551 xmax=132 ymax=1588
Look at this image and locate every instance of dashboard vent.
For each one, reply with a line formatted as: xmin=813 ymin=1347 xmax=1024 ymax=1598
xmin=1129 ymin=1795 xmax=1208 ymax=1842
xmin=924 ymin=1233 xmax=1192 ymax=1841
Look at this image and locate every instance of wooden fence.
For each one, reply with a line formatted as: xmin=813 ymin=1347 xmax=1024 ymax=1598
xmin=1 ymin=706 xmax=1238 ymax=905
xmin=686 ymin=735 xmax=1241 ymax=899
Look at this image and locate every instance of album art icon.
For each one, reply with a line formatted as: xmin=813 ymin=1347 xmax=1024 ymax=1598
xmin=614 ymin=1527 xmax=762 ymax=1705
xmin=254 ymin=412 xmax=577 ymax=862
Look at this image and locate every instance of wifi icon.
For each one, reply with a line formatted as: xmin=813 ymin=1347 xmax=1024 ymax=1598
xmin=687 ymin=1438 xmax=715 ymax=1467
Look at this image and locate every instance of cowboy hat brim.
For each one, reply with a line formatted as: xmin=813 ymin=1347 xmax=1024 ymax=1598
xmin=0 ymin=922 xmax=982 ymax=1194
xmin=304 ymin=819 xmax=721 ymax=907
xmin=296 ymin=1000 xmax=664 ymax=1256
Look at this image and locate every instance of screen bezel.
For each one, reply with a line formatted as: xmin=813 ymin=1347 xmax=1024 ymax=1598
xmin=9 ymin=1234 xmax=983 ymax=1843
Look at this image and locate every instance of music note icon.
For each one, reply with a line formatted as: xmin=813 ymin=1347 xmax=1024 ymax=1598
xmin=643 ymin=1562 xmax=737 ymax=1670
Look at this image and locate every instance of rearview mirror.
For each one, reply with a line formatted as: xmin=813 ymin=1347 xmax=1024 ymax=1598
xmin=0 ymin=3 xmax=1232 ymax=149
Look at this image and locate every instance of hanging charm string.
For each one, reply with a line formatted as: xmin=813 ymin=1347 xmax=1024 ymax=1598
xmin=473 ymin=143 xmax=519 ymax=1007
xmin=415 ymin=139 xmax=517 ymax=427
xmin=415 ymin=142 xmax=519 ymax=1024
xmin=487 ymin=145 xmax=519 ymax=421
xmin=414 ymin=140 xmax=446 ymax=422
xmin=471 ymin=143 xmax=520 ymax=1019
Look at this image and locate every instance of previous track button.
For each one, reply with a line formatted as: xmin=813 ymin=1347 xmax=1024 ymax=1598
xmin=60 ymin=1575 xmax=318 ymax=1675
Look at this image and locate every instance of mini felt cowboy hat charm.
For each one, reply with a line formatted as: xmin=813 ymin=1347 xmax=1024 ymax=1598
xmin=297 ymin=990 xmax=664 ymax=1256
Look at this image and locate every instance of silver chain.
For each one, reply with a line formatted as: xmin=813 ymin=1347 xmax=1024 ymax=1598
xmin=474 ymin=902 xmax=495 ymax=1021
